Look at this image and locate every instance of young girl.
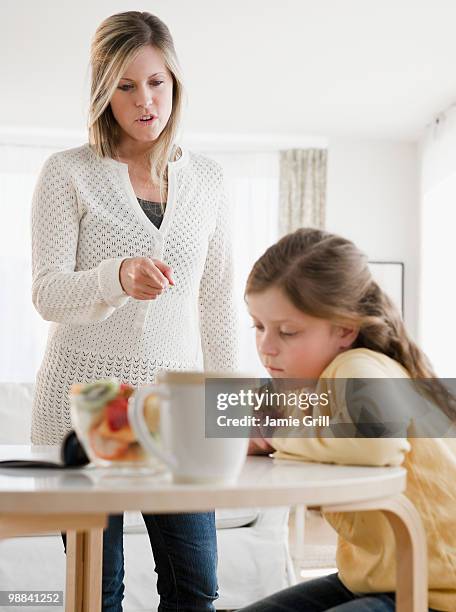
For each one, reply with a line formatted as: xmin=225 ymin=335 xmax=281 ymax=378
xmin=242 ymin=228 xmax=455 ymax=612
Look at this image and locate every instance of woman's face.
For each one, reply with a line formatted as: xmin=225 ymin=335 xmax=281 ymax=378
xmin=110 ymin=45 xmax=174 ymax=150
xmin=247 ymin=286 xmax=357 ymax=379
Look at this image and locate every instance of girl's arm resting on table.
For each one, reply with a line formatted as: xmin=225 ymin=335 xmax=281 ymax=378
xmin=248 ymin=437 xmax=275 ymax=455
xmin=272 ymin=436 xmax=410 ymax=467
xmin=31 ymin=154 xmax=129 ymax=325
xmin=271 ymin=355 xmax=412 ymax=467
xmin=198 ymin=168 xmax=239 ymax=372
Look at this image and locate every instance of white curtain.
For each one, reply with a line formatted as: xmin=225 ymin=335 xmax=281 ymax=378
xmin=0 ymin=144 xmax=58 ymax=383
xmin=207 ymin=151 xmax=279 ymax=375
xmin=0 ymin=143 xmax=279 ymax=381
xmin=279 ymin=148 xmax=327 ymax=234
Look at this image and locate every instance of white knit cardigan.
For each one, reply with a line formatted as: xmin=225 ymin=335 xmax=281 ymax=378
xmin=31 ymin=144 xmax=239 ymax=445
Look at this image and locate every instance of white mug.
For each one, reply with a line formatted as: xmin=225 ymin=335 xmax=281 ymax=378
xmin=128 ymin=371 xmax=249 ymax=484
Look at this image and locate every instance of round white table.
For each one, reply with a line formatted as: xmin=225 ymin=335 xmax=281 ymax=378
xmin=0 ymin=445 xmax=427 ymax=612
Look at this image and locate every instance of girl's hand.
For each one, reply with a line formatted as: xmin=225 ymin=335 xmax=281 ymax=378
xmin=119 ymin=257 xmax=175 ymax=300
xmin=248 ymin=437 xmax=275 ymax=455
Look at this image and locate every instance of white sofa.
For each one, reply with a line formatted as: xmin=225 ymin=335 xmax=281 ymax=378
xmin=0 ymin=383 xmax=295 ymax=611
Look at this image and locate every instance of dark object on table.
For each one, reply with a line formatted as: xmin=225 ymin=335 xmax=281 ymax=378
xmin=0 ymin=430 xmax=89 ymax=469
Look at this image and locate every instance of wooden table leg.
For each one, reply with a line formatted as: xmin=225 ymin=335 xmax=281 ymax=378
xmin=0 ymin=513 xmax=106 ymax=612
xmin=321 ymin=494 xmax=428 ymax=612
xmin=381 ymin=496 xmax=428 ymax=612
xmin=83 ymin=527 xmax=104 ymax=612
xmin=55 ymin=514 xmax=107 ymax=612
xmin=64 ymin=516 xmax=106 ymax=612
xmin=66 ymin=531 xmax=84 ymax=612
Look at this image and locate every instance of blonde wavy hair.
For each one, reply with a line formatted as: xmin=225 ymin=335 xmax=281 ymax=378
xmin=88 ymin=11 xmax=184 ymax=191
xmin=245 ymin=228 xmax=455 ymax=419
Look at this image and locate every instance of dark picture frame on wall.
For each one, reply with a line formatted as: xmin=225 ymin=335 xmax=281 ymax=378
xmin=368 ymin=261 xmax=404 ymax=318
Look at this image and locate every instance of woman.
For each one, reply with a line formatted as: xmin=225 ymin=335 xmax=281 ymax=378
xmin=31 ymin=11 xmax=238 ymax=611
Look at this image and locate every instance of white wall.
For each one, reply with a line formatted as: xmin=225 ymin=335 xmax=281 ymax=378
xmin=3 ymin=0 xmax=456 ymax=140
xmin=326 ymin=138 xmax=420 ymax=338
xmin=419 ymin=111 xmax=456 ymax=376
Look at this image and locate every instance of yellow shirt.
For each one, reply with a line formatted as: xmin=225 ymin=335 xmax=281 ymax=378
xmin=272 ymin=348 xmax=456 ymax=611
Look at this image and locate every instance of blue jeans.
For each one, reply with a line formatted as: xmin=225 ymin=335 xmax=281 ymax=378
xmin=62 ymin=511 xmax=218 ymax=612
xmin=238 ymin=573 xmax=438 ymax=611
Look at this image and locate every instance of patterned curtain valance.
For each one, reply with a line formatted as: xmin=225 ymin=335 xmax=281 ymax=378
xmin=279 ymin=148 xmax=327 ymax=235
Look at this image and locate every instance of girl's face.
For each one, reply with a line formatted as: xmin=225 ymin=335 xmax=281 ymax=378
xmin=110 ymin=45 xmax=173 ymax=150
xmin=247 ymin=286 xmax=358 ymax=379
